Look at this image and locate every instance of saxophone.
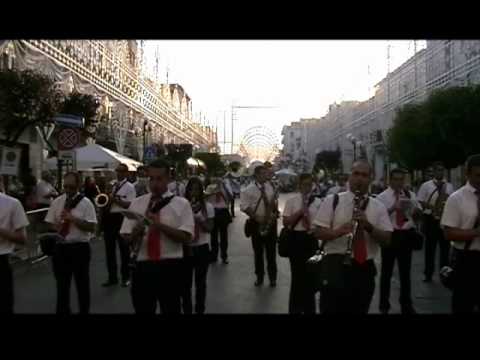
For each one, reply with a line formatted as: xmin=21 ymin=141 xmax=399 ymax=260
xmin=259 ymin=184 xmax=280 ymax=237
xmin=432 ymin=184 xmax=449 ymax=220
xmin=128 ymin=197 xmax=156 ymax=270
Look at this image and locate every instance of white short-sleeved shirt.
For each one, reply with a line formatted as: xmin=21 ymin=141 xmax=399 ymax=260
xmin=36 ymin=180 xmax=58 ymax=206
xmin=189 ymin=202 xmax=215 ymax=247
xmin=417 ymin=179 xmax=454 ymax=214
xmin=45 ymin=194 xmax=98 ymax=243
xmin=0 ymin=193 xmax=29 ymax=255
xmin=376 ymin=187 xmax=420 ymax=230
xmin=283 ymin=193 xmax=322 ymax=232
xmin=441 ymin=182 xmax=480 ymax=251
xmin=240 ymin=181 xmax=275 ymax=218
xmin=168 ymin=181 xmax=186 ymax=198
xmin=313 ymin=191 xmax=393 ymax=260
xmin=207 ymin=180 xmax=232 ymax=209
xmin=120 ymin=191 xmax=195 ymax=261
xmin=109 ymin=179 xmax=136 ymax=213
xmin=326 ymin=185 xmax=347 ymax=196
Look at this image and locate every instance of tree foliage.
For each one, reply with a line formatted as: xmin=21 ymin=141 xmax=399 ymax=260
xmin=0 ymin=69 xmax=62 ymax=146
xmin=388 ymin=85 xmax=480 ymax=170
xmin=315 ymin=148 xmax=342 ymax=173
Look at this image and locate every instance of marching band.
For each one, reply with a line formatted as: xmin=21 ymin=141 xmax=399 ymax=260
xmin=3 ymin=154 xmax=480 ymax=314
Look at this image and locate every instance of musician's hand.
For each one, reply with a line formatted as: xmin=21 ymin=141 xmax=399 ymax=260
xmin=335 ymin=223 xmax=353 ymax=237
xmin=353 ymin=209 xmax=369 ymax=227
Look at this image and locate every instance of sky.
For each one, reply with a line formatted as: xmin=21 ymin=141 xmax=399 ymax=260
xmin=143 ymin=40 xmax=426 ymax=154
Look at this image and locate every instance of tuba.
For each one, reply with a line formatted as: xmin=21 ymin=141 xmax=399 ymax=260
xmin=95 ymin=193 xmax=110 ymax=208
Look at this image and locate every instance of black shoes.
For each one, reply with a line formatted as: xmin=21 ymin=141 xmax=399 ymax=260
xmin=270 ymin=281 xmax=277 ymax=288
xmin=121 ymin=280 xmax=131 ymax=288
xmin=423 ymin=276 xmax=433 ymax=283
xmin=254 ymin=278 xmax=264 ymax=287
xmin=102 ymin=280 xmax=118 ymax=287
xmin=222 ymin=259 xmax=229 ymax=264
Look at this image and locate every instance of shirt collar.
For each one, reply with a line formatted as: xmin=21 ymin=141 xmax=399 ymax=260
xmin=465 ymin=182 xmax=477 ymax=194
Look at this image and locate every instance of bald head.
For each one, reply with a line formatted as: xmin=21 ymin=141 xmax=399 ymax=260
xmin=349 ymin=160 xmax=372 ymax=194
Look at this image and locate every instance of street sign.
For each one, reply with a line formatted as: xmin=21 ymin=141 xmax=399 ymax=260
xmin=58 ymin=150 xmax=77 ymax=171
xmin=58 ymin=128 xmax=80 ymax=150
xmin=0 ymin=146 xmax=21 ymax=175
xmin=53 ymin=114 xmax=85 ymax=128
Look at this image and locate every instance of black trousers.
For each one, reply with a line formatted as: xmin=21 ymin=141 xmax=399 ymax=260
xmin=452 ymin=250 xmax=480 ymax=313
xmin=131 ymin=259 xmax=184 ymax=314
xmin=251 ymin=222 xmax=277 ymax=282
xmin=379 ymin=230 xmax=414 ymax=312
xmin=210 ymin=208 xmax=230 ymax=261
xmin=423 ymin=215 xmax=450 ymax=279
xmin=52 ymin=243 xmax=91 ymax=315
xmin=0 ymin=255 xmax=13 ymax=314
xmin=181 ymin=244 xmax=210 ymax=314
xmin=288 ymin=231 xmax=317 ymax=314
xmin=103 ymin=213 xmax=130 ymax=282
xmin=320 ymin=259 xmax=376 ymax=314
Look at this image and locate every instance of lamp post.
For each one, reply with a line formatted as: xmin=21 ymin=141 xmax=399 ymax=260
xmin=346 ymin=133 xmax=364 ymax=162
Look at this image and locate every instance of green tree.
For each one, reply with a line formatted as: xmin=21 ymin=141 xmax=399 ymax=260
xmin=315 ymin=148 xmax=342 ymax=173
xmin=388 ymin=85 xmax=480 ymax=170
xmin=0 ymin=69 xmax=62 ymax=146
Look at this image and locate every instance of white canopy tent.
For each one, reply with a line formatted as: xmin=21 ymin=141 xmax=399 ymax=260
xmin=45 ymin=144 xmax=142 ymax=172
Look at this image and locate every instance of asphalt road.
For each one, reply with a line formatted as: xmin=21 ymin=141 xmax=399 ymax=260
xmin=13 ymin=193 xmax=451 ymax=314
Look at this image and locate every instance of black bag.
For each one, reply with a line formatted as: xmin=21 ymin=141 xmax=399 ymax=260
xmin=244 ymin=195 xmax=263 ymax=238
xmin=306 ymin=193 xmax=339 ymax=292
xmin=39 ymin=194 xmax=85 ymax=256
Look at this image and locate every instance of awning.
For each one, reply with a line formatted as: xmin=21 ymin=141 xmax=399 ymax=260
xmin=45 ymin=144 xmax=142 ymax=172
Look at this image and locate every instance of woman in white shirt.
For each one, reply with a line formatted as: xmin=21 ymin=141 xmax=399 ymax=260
xmin=182 ymin=177 xmax=214 ymax=314
xmin=282 ymin=173 xmax=322 ymax=314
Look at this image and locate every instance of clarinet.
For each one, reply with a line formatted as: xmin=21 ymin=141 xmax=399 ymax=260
xmin=344 ymin=190 xmax=362 ymax=266
xmin=129 ymin=197 xmax=156 ymax=270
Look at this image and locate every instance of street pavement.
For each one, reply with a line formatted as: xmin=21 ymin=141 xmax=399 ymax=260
xmin=13 ymin=193 xmax=451 ymax=314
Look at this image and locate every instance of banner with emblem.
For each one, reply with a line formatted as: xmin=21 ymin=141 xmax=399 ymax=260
xmin=0 ymin=146 xmax=21 ymax=176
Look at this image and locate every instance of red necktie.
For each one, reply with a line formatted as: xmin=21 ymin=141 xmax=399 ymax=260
xmin=147 ymin=200 xmax=161 ymax=261
xmin=59 ymin=211 xmax=71 ymax=237
xmin=353 ymin=197 xmax=367 ymax=264
xmin=395 ymin=191 xmax=406 ymax=229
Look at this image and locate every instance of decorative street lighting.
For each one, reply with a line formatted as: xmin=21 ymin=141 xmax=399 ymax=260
xmin=346 ymin=133 xmax=363 ymax=162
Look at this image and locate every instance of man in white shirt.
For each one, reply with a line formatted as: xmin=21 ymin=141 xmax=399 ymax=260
xmin=0 ymin=175 xmax=29 ymax=314
xmin=241 ymin=165 xmax=278 ymax=287
xmin=313 ymin=160 xmax=393 ymax=314
xmin=45 ymin=172 xmax=97 ymax=314
xmin=134 ymin=166 xmax=149 ymax=197
xmin=168 ymin=169 xmax=186 ymax=197
xmin=102 ymin=163 xmax=136 ymax=288
xmin=224 ymin=170 xmax=241 ymax=218
xmin=283 ymin=173 xmax=322 ymax=314
xmin=120 ymin=159 xmax=194 ymax=314
xmin=441 ymin=154 xmax=480 ymax=313
xmin=376 ymin=168 xmax=422 ymax=314
xmin=36 ymin=171 xmax=59 ymax=209
xmin=417 ymin=161 xmax=454 ymax=282
xmin=326 ymin=173 xmax=349 ymax=196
